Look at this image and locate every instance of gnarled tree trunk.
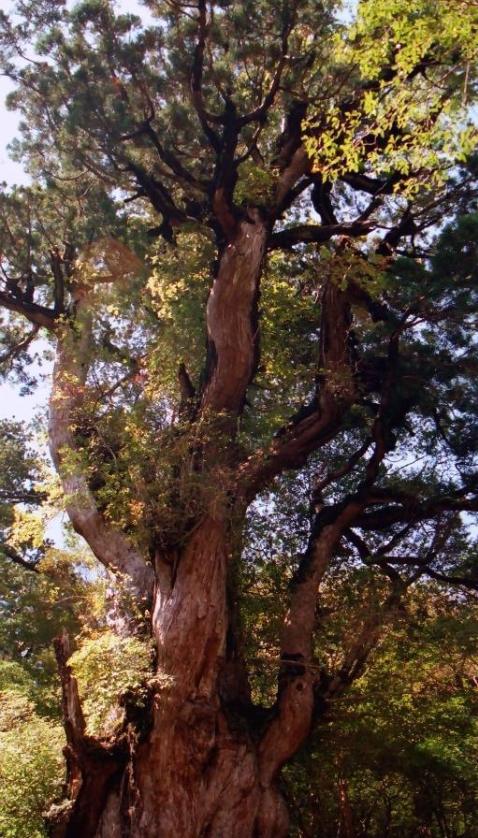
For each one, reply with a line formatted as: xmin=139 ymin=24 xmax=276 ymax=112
xmin=53 ymin=516 xmax=293 ymax=838
xmin=46 ymin=219 xmax=398 ymax=837
xmin=48 ymin=221 xmax=297 ymax=838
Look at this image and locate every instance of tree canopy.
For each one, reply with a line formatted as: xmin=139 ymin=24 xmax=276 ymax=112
xmin=0 ymin=0 xmax=477 ymax=836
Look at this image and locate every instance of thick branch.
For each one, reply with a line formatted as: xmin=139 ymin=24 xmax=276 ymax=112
xmin=211 ymin=100 xmax=240 ymax=240
xmin=258 ymin=500 xmax=363 ymax=784
xmin=200 ymin=211 xmax=268 ymax=416
xmin=357 ymin=495 xmax=478 ymax=530
xmin=269 ymin=219 xmax=373 ymax=250
xmin=0 ymin=540 xmax=40 ymax=573
xmin=125 ymin=159 xmax=187 ymax=239
xmin=258 ymin=338 xmax=404 ymax=778
xmin=274 ymin=146 xmax=310 ymax=214
xmin=49 ymin=286 xmax=153 ymax=606
xmin=240 ymin=278 xmax=357 ymax=499
xmin=0 ymin=289 xmax=57 ymax=329
xmin=341 ymin=172 xmax=399 ymax=196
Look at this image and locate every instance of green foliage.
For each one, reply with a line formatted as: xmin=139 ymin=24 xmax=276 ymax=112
xmin=147 ymin=229 xmax=214 ymax=396
xmin=284 ymin=586 xmax=478 ymax=837
xmin=0 ymin=419 xmax=109 ymax=714
xmin=234 ymin=162 xmax=276 ymax=207
xmin=0 ymin=690 xmax=64 ymax=838
xmin=69 ymin=631 xmax=153 ymax=736
xmin=0 ymin=420 xmax=40 ymax=529
xmin=0 ymin=545 xmax=107 ymax=715
xmin=249 ymin=249 xmax=322 ymax=435
xmin=305 ymin=0 xmax=478 ymax=192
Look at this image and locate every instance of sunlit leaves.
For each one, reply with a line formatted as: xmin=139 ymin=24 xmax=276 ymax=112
xmin=0 ymin=691 xmax=64 ymax=838
xmin=305 ymin=0 xmax=478 ymax=194
xmin=69 ymin=631 xmax=153 ymax=736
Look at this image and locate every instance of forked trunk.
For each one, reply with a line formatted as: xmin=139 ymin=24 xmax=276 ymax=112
xmin=48 ymin=216 xmax=302 ymax=837
xmin=52 ymin=518 xmax=289 ymax=838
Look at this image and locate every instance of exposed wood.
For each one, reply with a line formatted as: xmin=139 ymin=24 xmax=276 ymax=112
xmin=201 ymin=212 xmax=268 ymax=416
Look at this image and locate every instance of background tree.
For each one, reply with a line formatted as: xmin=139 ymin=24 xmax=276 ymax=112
xmin=0 ymin=0 xmax=477 ymax=835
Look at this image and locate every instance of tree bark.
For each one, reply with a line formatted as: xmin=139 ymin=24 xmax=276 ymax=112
xmin=47 ymin=255 xmax=367 ymax=837
xmin=53 ymin=516 xmax=290 ymax=838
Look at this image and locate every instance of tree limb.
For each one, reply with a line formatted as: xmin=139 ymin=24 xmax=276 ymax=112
xmin=200 ymin=210 xmax=268 ymax=416
xmin=0 ymin=289 xmax=57 ymax=329
xmin=0 ymin=540 xmax=40 ymax=573
xmin=269 ymin=220 xmax=373 ymax=250
xmin=240 ymin=278 xmax=357 ymax=499
xmin=48 ymin=262 xmax=154 ymax=606
xmin=356 ymin=495 xmax=478 ymax=530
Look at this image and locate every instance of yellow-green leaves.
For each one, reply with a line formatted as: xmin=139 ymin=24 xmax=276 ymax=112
xmin=0 ymin=691 xmax=64 ymax=838
xmin=6 ymin=507 xmax=45 ymax=553
xmin=147 ymin=228 xmax=213 ymax=400
xmin=305 ymin=0 xmax=478 ymax=195
xmin=348 ymin=0 xmax=478 ymax=79
xmin=69 ymin=631 xmax=153 ymax=736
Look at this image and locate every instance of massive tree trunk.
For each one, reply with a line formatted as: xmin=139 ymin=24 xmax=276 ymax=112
xmin=124 ymin=525 xmax=288 ymax=838
xmin=46 ymin=222 xmax=407 ymax=837
xmin=46 ymin=220 xmax=392 ymax=837
xmin=48 ymin=226 xmax=296 ymax=838
xmin=53 ymin=516 xmax=292 ymax=838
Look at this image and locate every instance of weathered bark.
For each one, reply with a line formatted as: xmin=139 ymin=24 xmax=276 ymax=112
xmin=201 ymin=211 xmax=268 ymax=416
xmin=52 ymin=517 xmax=290 ymax=838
